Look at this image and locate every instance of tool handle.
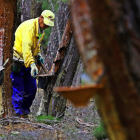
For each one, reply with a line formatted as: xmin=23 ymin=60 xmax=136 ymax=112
xmin=35 ymin=56 xmax=49 ymax=74
xmin=40 ymin=62 xmax=49 ymax=74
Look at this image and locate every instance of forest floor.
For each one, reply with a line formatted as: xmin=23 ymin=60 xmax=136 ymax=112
xmin=0 ymin=88 xmax=101 ymax=140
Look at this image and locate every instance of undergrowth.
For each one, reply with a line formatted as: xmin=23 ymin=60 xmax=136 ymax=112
xmin=36 ymin=115 xmax=61 ymax=125
xmin=93 ymin=121 xmax=107 ymax=140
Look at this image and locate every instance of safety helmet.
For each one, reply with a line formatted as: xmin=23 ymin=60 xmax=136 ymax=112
xmin=41 ymin=10 xmax=55 ymax=27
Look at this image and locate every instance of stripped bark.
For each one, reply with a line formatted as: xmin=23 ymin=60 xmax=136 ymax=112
xmin=44 ymin=2 xmax=69 ymax=71
xmin=37 ymin=2 xmax=70 ymax=115
xmin=37 ymin=17 xmax=74 ymax=116
xmin=0 ymin=0 xmax=17 ymax=117
xmin=50 ymin=37 xmax=80 ymax=117
xmin=70 ymin=0 xmax=140 ymax=139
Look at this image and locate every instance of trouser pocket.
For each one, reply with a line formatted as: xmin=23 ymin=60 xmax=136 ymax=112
xmin=12 ymin=61 xmax=22 ymax=73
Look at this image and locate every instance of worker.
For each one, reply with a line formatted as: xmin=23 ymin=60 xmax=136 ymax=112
xmin=10 ymin=10 xmax=55 ymax=118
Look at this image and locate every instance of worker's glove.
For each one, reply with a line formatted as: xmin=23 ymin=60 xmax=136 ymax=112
xmin=37 ymin=53 xmax=44 ymax=66
xmin=30 ymin=63 xmax=38 ymax=78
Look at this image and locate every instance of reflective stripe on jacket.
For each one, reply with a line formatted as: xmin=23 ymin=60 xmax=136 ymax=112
xmin=13 ymin=18 xmax=45 ymax=68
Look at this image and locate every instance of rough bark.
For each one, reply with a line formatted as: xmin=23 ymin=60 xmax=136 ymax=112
xmin=44 ymin=2 xmax=69 ymax=71
xmin=37 ymin=17 xmax=75 ymax=116
xmin=21 ymin=0 xmax=32 ymax=21
xmin=70 ymin=0 xmax=140 ymax=139
xmin=21 ymin=0 xmax=42 ymax=22
xmin=50 ymin=37 xmax=80 ymax=117
xmin=0 ymin=0 xmax=17 ymax=117
xmin=0 ymin=28 xmax=4 ymax=117
xmin=31 ymin=1 xmax=42 ymax=18
xmin=37 ymin=2 xmax=70 ymax=116
xmin=71 ymin=59 xmax=83 ymax=86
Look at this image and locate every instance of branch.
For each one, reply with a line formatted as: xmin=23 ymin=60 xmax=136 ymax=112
xmin=0 ymin=117 xmax=53 ymax=129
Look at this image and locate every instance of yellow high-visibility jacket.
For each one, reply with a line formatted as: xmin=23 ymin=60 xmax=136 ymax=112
xmin=13 ymin=18 xmax=45 ymax=68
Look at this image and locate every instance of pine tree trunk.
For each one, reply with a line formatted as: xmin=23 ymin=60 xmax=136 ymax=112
xmin=37 ymin=2 xmax=82 ymax=117
xmin=37 ymin=2 xmax=70 ymax=116
xmin=37 ymin=2 xmax=82 ymax=116
xmin=44 ymin=2 xmax=69 ymax=71
xmin=71 ymin=59 xmax=83 ymax=86
xmin=0 ymin=0 xmax=17 ymax=117
xmin=70 ymin=0 xmax=140 ymax=139
xmin=49 ymin=37 xmax=80 ymax=117
xmin=21 ymin=0 xmax=42 ymax=22
xmin=21 ymin=0 xmax=32 ymax=21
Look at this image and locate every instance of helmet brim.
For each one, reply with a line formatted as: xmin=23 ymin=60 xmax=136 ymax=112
xmin=44 ymin=17 xmax=54 ymax=27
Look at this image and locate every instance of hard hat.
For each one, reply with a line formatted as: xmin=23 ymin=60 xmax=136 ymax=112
xmin=41 ymin=10 xmax=55 ymax=27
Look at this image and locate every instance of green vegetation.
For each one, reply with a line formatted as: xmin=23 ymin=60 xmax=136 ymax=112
xmin=62 ymin=0 xmax=68 ymax=2
xmin=0 ymin=134 xmax=6 ymax=138
xmin=36 ymin=115 xmax=61 ymax=124
xmin=93 ymin=122 xmax=107 ymax=140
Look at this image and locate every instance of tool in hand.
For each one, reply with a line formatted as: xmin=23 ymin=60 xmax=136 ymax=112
xmin=39 ymin=60 xmax=49 ymax=74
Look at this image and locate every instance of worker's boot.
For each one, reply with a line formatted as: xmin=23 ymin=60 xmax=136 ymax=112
xmin=21 ymin=114 xmax=30 ymax=121
xmin=21 ymin=114 xmax=28 ymax=119
xmin=14 ymin=113 xmax=21 ymax=118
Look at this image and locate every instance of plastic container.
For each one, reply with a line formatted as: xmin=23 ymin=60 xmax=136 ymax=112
xmin=38 ymin=77 xmax=48 ymax=89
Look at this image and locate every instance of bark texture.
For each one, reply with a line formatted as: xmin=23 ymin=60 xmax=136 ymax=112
xmin=71 ymin=59 xmax=83 ymax=86
xmin=50 ymin=37 xmax=80 ymax=117
xmin=0 ymin=0 xmax=17 ymax=117
xmin=44 ymin=2 xmax=69 ymax=71
xmin=21 ymin=0 xmax=42 ymax=22
xmin=21 ymin=0 xmax=32 ymax=21
xmin=37 ymin=2 xmax=71 ymax=116
xmin=37 ymin=2 xmax=82 ymax=117
xmin=38 ymin=17 xmax=77 ymax=117
xmin=70 ymin=0 xmax=140 ymax=139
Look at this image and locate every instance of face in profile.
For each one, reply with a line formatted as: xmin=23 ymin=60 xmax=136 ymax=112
xmin=39 ymin=17 xmax=49 ymax=30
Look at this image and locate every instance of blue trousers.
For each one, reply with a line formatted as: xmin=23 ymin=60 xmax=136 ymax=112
xmin=10 ymin=66 xmax=37 ymax=115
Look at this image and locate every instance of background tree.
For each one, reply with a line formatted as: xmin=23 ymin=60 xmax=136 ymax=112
xmin=20 ymin=0 xmax=42 ymax=22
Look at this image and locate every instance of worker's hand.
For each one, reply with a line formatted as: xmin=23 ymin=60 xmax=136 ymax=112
xmin=37 ymin=53 xmax=44 ymax=65
xmin=30 ymin=63 xmax=38 ymax=78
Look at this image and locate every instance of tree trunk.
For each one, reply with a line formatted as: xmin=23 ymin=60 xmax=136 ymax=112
xmin=0 ymin=28 xmax=5 ymax=117
xmin=37 ymin=17 xmax=76 ymax=116
xmin=21 ymin=0 xmax=42 ymax=22
xmin=71 ymin=59 xmax=83 ymax=86
xmin=49 ymin=37 xmax=80 ymax=117
xmin=0 ymin=0 xmax=17 ymax=117
xmin=21 ymin=0 xmax=32 ymax=21
xmin=44 ymin=2 xmax=69 ymax=71
xmin=70 ymin=0 xmax=140 ymax=139
xmin=37 ymin=2 xmax=70 ymax=116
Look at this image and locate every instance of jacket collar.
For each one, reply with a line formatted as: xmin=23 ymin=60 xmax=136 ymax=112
xmin=35 ymin=18 xmax=44 ymax=37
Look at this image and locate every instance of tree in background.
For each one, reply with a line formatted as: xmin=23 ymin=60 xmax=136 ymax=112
xmin=20 ymin=0 xmax=42 ymax=22
xmin=41 ymin=0 xmax=60 ymax=51
xmin=19 ymin=0 xmax=61 ymax=54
